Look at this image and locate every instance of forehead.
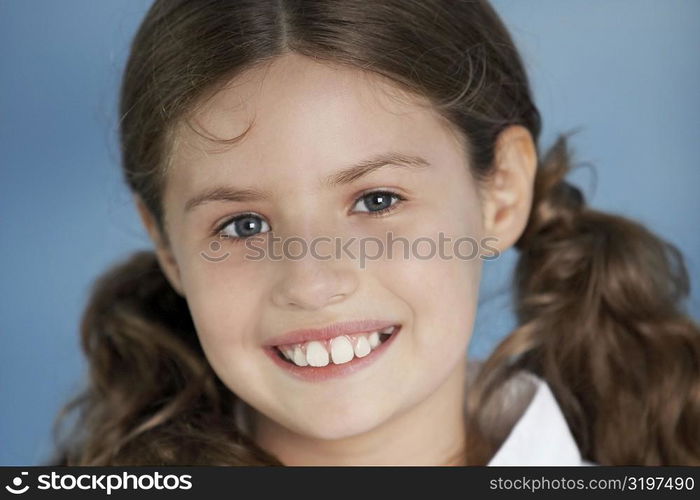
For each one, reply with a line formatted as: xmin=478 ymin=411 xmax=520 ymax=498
xmin=166 ymin=53 xmax=466 ymax=192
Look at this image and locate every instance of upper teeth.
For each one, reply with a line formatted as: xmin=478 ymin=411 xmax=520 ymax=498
xmin=278 ymin=326 xmax=396 ymax=367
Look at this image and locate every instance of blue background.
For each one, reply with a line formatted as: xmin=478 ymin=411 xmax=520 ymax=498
xmin=1 ymin=0 xmax=699 ymax=464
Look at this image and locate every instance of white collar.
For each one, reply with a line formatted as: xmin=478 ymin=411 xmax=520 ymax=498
xmin=487 ymin=373 xmax=593 ymax=466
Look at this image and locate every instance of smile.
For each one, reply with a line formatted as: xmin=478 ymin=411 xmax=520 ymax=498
xmin=276 ymin=324 xmax=397 ymax=366
xmin=264 ymin=324 xmax=401 ymax=381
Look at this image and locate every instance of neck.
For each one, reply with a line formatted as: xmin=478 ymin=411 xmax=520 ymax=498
xmin=250 ymin=359 xmax=468 ymax=466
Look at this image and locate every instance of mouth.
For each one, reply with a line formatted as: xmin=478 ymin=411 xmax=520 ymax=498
xmin=264 ymin=324 xmax=401 ymax=381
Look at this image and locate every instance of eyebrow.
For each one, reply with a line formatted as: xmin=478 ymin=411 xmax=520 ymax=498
xmin=183 ymin=152 xmax=431 ymax=213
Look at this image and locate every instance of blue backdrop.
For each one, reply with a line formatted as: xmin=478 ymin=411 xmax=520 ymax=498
xmin=1 ymin=0 xmax=698 ymax=464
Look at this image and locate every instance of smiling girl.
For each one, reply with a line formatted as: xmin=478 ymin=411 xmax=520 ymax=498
xmin=49 ymin=0 xmax=699 ymax=466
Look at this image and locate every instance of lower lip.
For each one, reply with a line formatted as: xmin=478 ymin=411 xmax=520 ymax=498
xmin=264 ymin=325 xmax=401 ymax=382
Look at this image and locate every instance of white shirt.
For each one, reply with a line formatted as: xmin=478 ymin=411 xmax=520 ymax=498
xmin=486 ymin=371 xmax=597 ymax=466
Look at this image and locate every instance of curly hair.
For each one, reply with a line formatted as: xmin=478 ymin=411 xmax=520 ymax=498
xmin=47 ymin=0 xmax=699 ymax=465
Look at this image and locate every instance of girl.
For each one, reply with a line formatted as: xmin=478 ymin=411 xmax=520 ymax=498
xmin=48 ymin=0 xmax=699 ymax=466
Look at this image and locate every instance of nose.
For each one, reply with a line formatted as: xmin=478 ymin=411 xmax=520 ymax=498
xmin=270 ymin=254 xmax=358 ymax=311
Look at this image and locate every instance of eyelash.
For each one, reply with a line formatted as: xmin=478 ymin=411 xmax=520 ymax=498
xmin=357 ymin=189 xmax=405 ymax=218
xmin=212 ymin=189 xmax=406 ymax=242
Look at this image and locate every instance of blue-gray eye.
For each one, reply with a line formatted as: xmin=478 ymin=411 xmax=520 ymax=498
xmin=352 ymin=190 xmax=404 ymax=215
xmin=219 ymin=214 xmax=270 ymax=239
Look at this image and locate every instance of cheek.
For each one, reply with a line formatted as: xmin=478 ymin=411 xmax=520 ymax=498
xmin=179 ymin=256 xmax=267 ymax=375
xmin=376 ymin=206 xmax=484 ymax=364
xmin=181 ymin=268 xmax=289 ymax=416
xmin=383 ymin=245 xmax=481 ymax=355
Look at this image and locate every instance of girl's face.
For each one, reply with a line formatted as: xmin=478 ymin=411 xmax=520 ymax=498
xmin=154 ymin=53 xmax=489 ymax=440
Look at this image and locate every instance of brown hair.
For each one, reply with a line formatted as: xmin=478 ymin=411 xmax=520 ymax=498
xmin=47 ymin=0 xmax=699 ymax=465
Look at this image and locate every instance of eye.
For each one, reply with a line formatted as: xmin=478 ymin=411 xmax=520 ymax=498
xmin=216 ymin=213 xmax=270 ymax=241
xmin=351 ymin=190 xmax=405 ymax=217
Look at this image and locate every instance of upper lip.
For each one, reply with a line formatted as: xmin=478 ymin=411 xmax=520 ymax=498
xmin=265 ymin=319 xmax=399 ymax=347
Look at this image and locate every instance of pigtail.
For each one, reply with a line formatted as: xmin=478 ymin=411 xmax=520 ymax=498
xmin=466 ymin=133 xmax=700 ymax=465
xmin=46 ymin=251 xmax=280 ymax=465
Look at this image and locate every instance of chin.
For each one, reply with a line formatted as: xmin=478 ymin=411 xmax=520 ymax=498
xmin=288 ymin=402 xmax=391 ymax=441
